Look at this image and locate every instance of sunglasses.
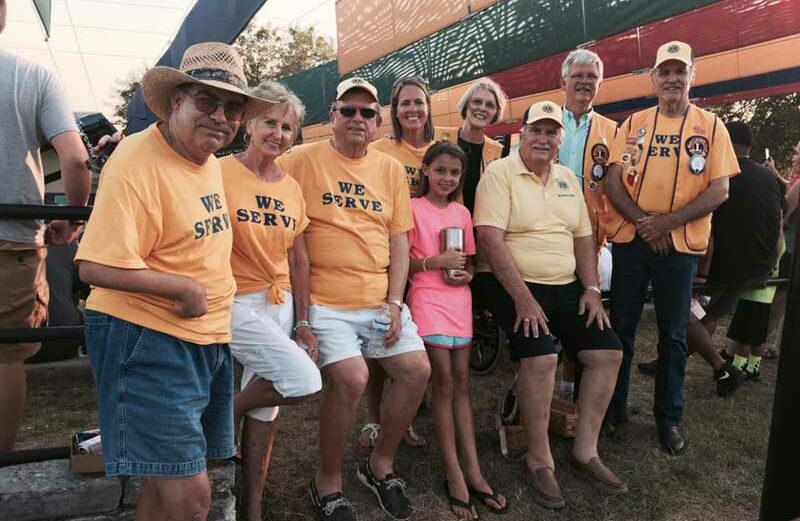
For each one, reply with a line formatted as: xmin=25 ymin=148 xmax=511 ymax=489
xmin=182 ymin=88 xmax=246 ymax=122
xmin=333 ymin=106 xmax=379 ymax=119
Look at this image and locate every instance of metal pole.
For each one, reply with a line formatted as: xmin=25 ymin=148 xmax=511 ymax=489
xmin=760 ymin=224 xmax=800 ymax=520
xmin=0 ymin=326 xmax=84 ymax=344
xmin=0 ymin=447 xmax=71 ymax=468
xmin=0 ymin=204 xmax=91 ymax=221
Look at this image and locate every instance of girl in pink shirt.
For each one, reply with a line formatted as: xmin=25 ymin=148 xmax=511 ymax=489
xmin=407 ymin=142 xmax=507 ymax=518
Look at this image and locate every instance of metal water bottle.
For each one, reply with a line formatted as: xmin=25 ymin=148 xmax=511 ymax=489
xmin=440 ymin=227 xmax=465 ymax=279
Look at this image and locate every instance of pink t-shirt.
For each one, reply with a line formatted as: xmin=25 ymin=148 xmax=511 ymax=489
xmin=407 ymin=197 xmax=476 ymax=338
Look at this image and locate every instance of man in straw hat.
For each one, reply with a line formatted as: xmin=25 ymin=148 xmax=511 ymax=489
xmin=278 ymin=77 xmax=430 ymax=521
xmin=474 ymin=101 xmax=626 ymax=509
xmin=76 ymin=42 xmax=276 ymax=519
xmin=0 ymin=0 xmax=91 ymax=452
xmin=604 ymin=41 xmax=739 ymax=455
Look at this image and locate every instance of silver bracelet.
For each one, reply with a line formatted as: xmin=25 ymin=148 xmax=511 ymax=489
xmin=422 ymin=257 xmax=429 ymax=272
xmin=584 ymin=285 xmax=602 ymax=295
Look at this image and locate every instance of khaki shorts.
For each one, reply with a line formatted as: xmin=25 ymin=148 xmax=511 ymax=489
xmin=0 ymin=242 xmax=48 ymax=363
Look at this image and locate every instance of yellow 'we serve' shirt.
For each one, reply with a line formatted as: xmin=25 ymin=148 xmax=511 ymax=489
xmin=277 ymin=140 xmax=413 ymax=309
xmin=76 ymin=124 xmax=235 ymax=344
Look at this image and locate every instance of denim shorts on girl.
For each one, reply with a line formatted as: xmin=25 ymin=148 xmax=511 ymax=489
xmin=84 ymin=310 xmax=235 ymax=477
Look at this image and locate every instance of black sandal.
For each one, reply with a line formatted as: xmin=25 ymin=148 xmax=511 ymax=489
xmin=467 ymin=484 xmax=509 ymax=514
xmin=444 ymin=480 xmax=478 ymax=520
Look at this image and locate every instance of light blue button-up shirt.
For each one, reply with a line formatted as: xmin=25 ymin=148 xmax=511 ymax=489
xmin=558 ymin=108 xmax=594 ymax=184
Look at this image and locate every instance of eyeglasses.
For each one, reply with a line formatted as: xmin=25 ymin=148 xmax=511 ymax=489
xmin=333 ymin=106 xmax=379 ymax=119
xmin=181 ymin=88 xmax=246 ymax=122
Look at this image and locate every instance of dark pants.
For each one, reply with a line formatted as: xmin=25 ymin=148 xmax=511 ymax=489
xmin=609 ymin=238 xmax=698 ymax=427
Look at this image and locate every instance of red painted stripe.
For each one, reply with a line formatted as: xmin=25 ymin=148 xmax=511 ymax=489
xmin=488 ymin=0 xmax=800 ymax=101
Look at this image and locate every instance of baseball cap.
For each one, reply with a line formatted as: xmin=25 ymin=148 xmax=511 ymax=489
xmin=336 ymin=77 xmax=379 ymax=102
xmin=522 ymin=101 xmax=563 ymax=128
xmin=654 ymin=41 xmax=693 ymax=69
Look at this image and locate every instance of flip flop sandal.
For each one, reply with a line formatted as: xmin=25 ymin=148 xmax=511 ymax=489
xmin=444 ymin=480 xmax=478 ymax=520
xmin=402 ymin=424 xmax=428 ymax=448
xmin=359 ymin=423 xmax=380 ymax=449
xmin=467 ymin=484 xmax=509 ymax=514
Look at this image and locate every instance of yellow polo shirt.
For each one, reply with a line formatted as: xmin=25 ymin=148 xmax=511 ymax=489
xmin=473 ymin=153 xmax=591 ymax=285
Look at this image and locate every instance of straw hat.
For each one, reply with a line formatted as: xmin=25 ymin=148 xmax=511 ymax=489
xmin=141 ymin=42 xmax=280 ymax=121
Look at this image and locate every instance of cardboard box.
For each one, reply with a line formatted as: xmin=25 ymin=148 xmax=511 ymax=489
xmin=70 ymin=430 xmax=105 ymax=474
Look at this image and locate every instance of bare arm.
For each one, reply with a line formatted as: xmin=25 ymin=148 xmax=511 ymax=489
xmin=637 ymin=177 xmax=729 ymax=240
xmin=78 ymin=261 xmax=207 ymax=318
xmin=384 ymin=232 xmax=410 ymax=346
xmin=51 ymin=130 xmax=91 ymax=207
xmin=574 ymin=235 xmax=600 ymax=288
xmin=606 ymin=163 xmax=647 ymax=223
xmin=46 ymin=131 xmax=92 ymax=245
xmin=574 ymin=235 xmax=610 ymax=329
xmin=409 ymin=249 xmax=466 ymax=274
xmin=288 ymin=232 xmax=318 ymax=360
xmin=288 ymin=233 xmax=312 ymax=323
xmin=477 ymin=225 xmax=549 ymax=337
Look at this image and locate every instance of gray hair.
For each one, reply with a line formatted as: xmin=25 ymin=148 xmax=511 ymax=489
xmin=247 ymin=81 xmax=305 ymax=141
xmin=561 ymin=49 xmax=604 ymax=81
xmin=457 ymin=78 xmax=508 ymax=124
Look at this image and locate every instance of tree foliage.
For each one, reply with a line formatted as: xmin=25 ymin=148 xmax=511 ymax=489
xmin=109 ymin=24 xmax=336 ymax=129
xmin=110 ymin=68 xmax=144 ymax=129
xmin=233 ymin=24 xmax=336 ymax=86
xmin=710 ymin=93 xmax=800 ymax=177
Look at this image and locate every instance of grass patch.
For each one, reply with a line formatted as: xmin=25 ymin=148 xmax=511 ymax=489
xmin=19 ymin=315 xmax=774 ymax=520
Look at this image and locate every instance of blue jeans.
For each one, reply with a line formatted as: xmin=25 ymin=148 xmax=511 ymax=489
xmin=609 ymin=238 xmax=698 ymax=427
xmin=84 ymin=310 xmax=234 ymax=476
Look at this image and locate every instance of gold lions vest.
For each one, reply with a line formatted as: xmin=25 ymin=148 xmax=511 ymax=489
xmin=577 ymin=112 xmax=618 ymax=249
xmin=605 ymin=105 xmax=723 ymax=254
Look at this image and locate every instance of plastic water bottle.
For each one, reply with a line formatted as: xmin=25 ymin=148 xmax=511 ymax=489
xmin=367 ymin=303 xmax=393 ymax=350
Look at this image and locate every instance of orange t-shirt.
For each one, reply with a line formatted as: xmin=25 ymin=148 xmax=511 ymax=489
xmin=370 ymin=138 xmax=429 ymax=195
xmin=277 ymin=140 xmax=414 ymax=309
xmin=370 ymin=127 xmax=456 ymax=195
xmin=75 ymin=124 xmax=235 ymax=344
xmin=221 ymin=155 xmax=309 ymax=302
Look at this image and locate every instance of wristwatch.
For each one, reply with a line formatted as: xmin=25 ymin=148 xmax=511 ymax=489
xmin=387 ymin=299 xmax=404 ymax=310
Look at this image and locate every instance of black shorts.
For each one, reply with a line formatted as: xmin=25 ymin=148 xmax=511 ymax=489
xmin=726 ymin=299 xmax=771 ymax=346
xmin=474 ymin=273 xmax=621 ymax=361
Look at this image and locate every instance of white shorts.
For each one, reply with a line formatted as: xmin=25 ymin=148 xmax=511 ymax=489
xmin=230 ymin=290 xmax=322 ymax=422
xmin=310 ymin=304 xmax=425 ymax=369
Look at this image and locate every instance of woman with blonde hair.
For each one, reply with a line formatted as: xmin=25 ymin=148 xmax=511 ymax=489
xmin=223 ymin=80 xmax=322 ymax=521
xmin=453 ymin=77 xmax=508 ymax=214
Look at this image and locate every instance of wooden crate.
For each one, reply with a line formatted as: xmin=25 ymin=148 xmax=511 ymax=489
xmin=497 ymin=397 xmax=579 ymax=458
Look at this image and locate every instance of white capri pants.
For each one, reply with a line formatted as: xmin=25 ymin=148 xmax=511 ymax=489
xmin=230 ymin=290 xmax=322 ymax=421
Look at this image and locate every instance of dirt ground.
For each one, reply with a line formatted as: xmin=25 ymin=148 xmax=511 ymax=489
xmin=18 ymin=314 xmax=777 ymax=521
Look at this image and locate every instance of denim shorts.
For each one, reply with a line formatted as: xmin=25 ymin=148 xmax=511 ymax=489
xmin=84 ymin=310 xmax=234 ymax=477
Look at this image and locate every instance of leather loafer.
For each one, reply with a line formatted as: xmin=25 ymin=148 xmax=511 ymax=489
xmin=522 ymin=461 xmax=565 ymax=509
xmin=569 ymin=455 xmax=628 ymax=495
xmin=659 ymin=426 xmax=687 ymax=455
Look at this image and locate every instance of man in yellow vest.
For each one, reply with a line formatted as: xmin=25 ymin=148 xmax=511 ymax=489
xmin=555 ymin=49 xmax=619 ymax=402
xmin=604 ymin=41 xmax=739 ymax=455
xmin=558 ymin=48 xmax=619 ymax=250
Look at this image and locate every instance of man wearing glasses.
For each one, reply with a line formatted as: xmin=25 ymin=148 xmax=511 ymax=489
xmin=278 ymin=77 xmax=430 ymax=521
xmin=76 ymin=43 xmax=276 ymax=519
xmin=553 ymin=49 xmax=619 ymax=409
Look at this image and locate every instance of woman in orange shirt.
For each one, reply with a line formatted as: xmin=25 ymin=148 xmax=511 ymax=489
xmin=223 ymin=81 xmax=322 ymax=521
